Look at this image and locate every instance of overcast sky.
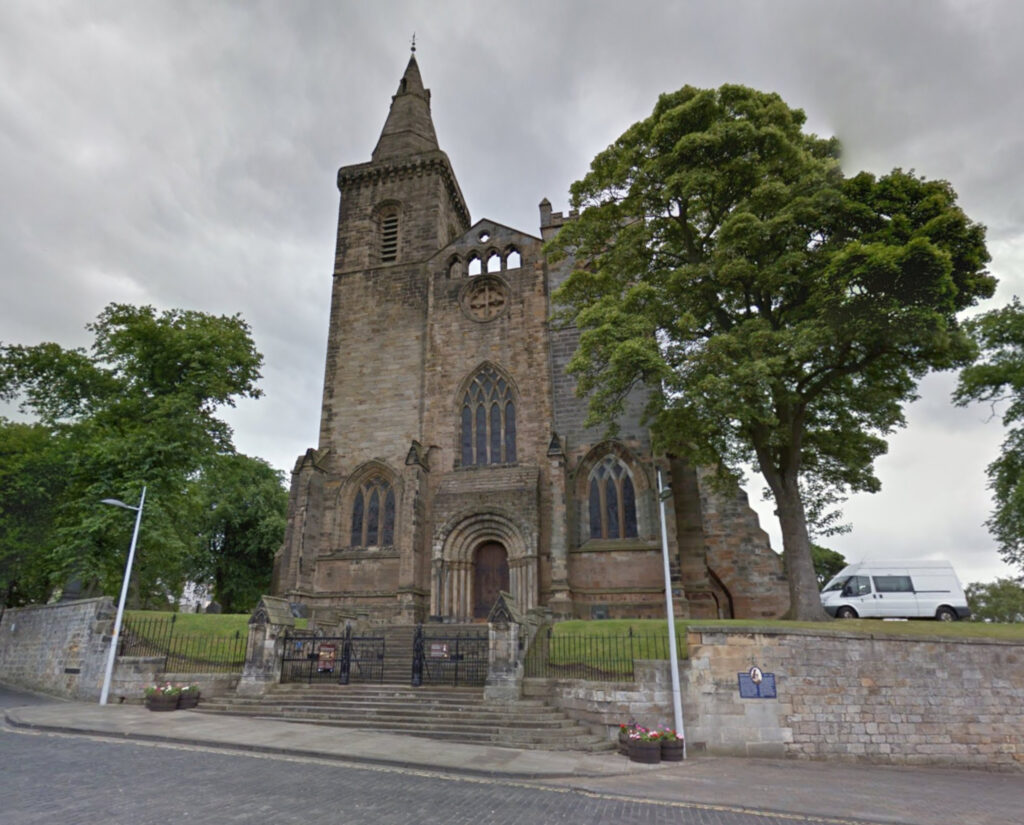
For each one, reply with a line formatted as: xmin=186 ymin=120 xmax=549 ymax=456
xmin=2 ymin=1 xmax=1022 ymax=585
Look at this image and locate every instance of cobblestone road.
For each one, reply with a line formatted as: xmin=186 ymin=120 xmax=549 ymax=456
xmin=0 ymin=727 xmax=869 ymax=825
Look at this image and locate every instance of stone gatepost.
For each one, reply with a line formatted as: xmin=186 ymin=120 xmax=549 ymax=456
xmin=484 ymin=591 xmax=523 ymax=701
xmin=236 ymin=596 xmax=296 ymax=697
xmin=545 ymin=434 xmax=572 ymax=620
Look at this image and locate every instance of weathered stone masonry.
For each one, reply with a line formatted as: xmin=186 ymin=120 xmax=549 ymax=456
xmin=527 ymin=626 xmax=1024 ymax=771
xmin=0 ymin=599 xmax=237 ymax=702
xmin=272 ymin=54 xmax=789 ymax=624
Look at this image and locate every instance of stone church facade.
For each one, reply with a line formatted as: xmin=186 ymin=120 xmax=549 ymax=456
xmin=271 ymin=55 xmax=789 ymax=624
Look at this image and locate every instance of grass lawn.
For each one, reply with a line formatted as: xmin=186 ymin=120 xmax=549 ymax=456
xmin=525 ymin=617 xmax=1023 ymax=677
xmin=124 ymin=611 xmax=308 ymax=642
xmin=550 ymin=617 xmax=1024 ymax=654
xmin=125 ymin=610 xmax=251 ymax=639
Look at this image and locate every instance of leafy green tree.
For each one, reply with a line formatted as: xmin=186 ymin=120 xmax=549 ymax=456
xmin=965 ymin=578 xmax=1024 ymax=622
xmin=548 ymin=84 xmax=992 ymax=619
xmin=955 ymin=299 xmax=1024 ymax=573
xmin=190 ymin=453 xmax=287 ymax=613
xmin=810 ymin=544 xmax=847 ymax=588
xmin=0 ymin=419 xmax=68 ymax=606
xmin=0 ymin=304 xmax=264 ymax=604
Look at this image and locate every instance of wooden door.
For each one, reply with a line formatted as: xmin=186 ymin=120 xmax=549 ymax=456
xmin=473 ymin=543 xmax=509 ymax=620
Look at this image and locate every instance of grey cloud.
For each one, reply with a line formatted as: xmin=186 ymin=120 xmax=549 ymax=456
xmin=3 ymin=0 xmax=1023 ymax=584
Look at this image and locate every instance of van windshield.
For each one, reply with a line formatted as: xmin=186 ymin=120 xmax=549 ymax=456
xmin=823 ymin=576 xmax=850 ymax=593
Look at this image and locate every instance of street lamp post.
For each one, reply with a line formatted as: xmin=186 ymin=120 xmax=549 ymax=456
xmin=656 ymin=467 xmax=685 ymax=756
xmin=99 ymin=486 xmax=146 ymax=706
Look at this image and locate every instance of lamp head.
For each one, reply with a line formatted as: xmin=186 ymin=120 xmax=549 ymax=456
xmin=101 ymin=498 xmax=137 ymax=511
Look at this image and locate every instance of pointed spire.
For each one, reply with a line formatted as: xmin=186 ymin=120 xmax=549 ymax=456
xmin=371 ymin=52 xmax=440 ymax=162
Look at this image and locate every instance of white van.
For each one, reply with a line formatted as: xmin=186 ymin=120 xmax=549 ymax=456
xmin=820 ymin=560 xmax=970 ymax=621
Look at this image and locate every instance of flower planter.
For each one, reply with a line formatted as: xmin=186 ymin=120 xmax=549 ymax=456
xmin=661 ymin=739 xmax=684 ymax=762
xmin=177 ymin=691 xmax=200 ymax=710
xmin=628 ymin=739 xmax=662 ymax=764
xmin=145 ymin=694 xmax=179 ymax=712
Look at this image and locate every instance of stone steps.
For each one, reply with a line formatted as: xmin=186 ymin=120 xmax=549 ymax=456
xmin=200 ymin=702 xmax=576 ymax=727
xmin=199 ymin=683 xmax=613 ymax=752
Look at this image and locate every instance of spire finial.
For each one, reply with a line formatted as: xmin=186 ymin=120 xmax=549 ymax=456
xmin=411 ymin=32 xmax=416 ymax=54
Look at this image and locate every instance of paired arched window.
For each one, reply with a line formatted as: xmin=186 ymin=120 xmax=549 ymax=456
xmin=460 ymin=366 xmax=516 ymax=466
xmin=588 ymin=455 xmax=638 ymax=539
xmin=455 ymin=247 xmax=521 ymax=277
xmin=350 ymin=476 xmax=395 ymax=546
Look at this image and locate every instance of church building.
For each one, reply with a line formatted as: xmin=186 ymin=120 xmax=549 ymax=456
xmin=271 ymin=55 xmax=789 ymax=624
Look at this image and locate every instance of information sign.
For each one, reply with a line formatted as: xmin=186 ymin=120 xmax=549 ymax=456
xmin=737 ymin=672 xmax=777 ymax=698
xmin=317 ymin=643 xmax=337 ymax=673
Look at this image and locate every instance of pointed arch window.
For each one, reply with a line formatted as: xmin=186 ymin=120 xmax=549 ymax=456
xmin=460 ymin=366 xmax=516 ymax=466
xmin=350 ymin=476 xmax=396 ymax=546
xmin=588 ymin=455 xmax=638 ymax=539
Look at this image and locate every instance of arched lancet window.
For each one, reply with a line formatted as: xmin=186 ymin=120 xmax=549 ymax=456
xmin=350 ymin=476 xmax=396 ymax=546
xmin=380 ymin=211 xmax=399 ymax=263
xmin=486 ymin=251 xmax=501 ymax=273
xmin=460 ymin=366 xmax=516 ymax=466
xmin=506 ymin=249 xmax=522 ymax=270
xmin=588 ymin=455 xmax=638 ymax=539
xmin=467 ymin=254 xmax=482 ymax=276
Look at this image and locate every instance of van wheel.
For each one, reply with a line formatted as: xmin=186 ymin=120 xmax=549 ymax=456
xmin=935 ymin=606 xmax=958 ymax=622
xmin=836 ymin=607 xmax=858 ymax=619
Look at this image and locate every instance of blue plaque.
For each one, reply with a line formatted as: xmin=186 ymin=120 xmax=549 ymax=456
xmin=737 ymin=672 xmax=777 ymax=698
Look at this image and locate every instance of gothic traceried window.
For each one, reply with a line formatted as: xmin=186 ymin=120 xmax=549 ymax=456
xmin=588 ymin=455 xmax=638 ymax=539
xmin=460 ymin=366 xmax=516 ymax=466
xmin=350 ymin=476 xmax=395 ymax=546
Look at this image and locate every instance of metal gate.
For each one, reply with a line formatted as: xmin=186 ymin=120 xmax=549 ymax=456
xmin=411 ymin=625 xmax=488 ymax=687
xmin=281 ymin=627 xmax=385 ymax=685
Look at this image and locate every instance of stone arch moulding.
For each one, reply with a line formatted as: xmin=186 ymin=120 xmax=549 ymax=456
xmin=453 ymin=360 xmax=521 ymax=408
xmin=572 ymin=441 xmax=655 ymax=544
xmin=431 ymin=507 xmax=538 ymax=621
xmin=572 ymin=440 xmax=653 ymax=497
xmin=454 ymin=361 xmax=520 ymax=468
xmin=504 ymin=246 xmax=522 ymax=270
xmin=332 ymin=459 xmax=402 ymax=549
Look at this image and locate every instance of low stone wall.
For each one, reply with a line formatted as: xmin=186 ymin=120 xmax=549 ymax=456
xmin=0 ymin=598 xmax=238 ymax=702
xmin=529 ymin=626 xmax=1024 ymax=770
xmin=0 ymin=598 xmax=114 ymax=700
xmin=107 ymin=658 xmax=239 ymax=704
xmin=523 ymin=660 xmax=678 ymax=735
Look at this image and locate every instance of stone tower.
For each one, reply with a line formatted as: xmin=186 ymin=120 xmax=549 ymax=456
xmin=272 ymin=55 xmax=789 ymax=624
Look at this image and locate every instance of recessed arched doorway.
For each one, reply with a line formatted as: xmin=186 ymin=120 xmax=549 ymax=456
xmin=473 ymin=542 xmax=509 ymax=619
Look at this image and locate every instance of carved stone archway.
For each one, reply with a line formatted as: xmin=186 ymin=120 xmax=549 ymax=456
xmin=432 ymin=508 xmax=536 ymax=622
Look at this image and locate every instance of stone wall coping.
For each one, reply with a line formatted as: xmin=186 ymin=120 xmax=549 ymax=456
xmin=686 ymin=623 xmax=1024 ymax=648
xmin=1 ymin=597 xmax=111 ymax=615
xmin=523 ymin=676 xmax=637 ymax=689
xmin=117 ymin=656 xmax=165 ymax=665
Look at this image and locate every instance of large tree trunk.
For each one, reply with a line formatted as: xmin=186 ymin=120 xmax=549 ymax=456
xmin=763 ymin=468 xmax=830 ymax=621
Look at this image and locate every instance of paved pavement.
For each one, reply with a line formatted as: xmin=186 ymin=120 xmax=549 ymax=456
xmin=3 ymin=695 xmax=1021 ymax=825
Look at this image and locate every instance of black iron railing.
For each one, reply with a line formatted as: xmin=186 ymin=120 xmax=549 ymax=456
xmin=411 ymin=625 xmax=488 ymax=687
xmin=523 ymin=626 xmax=682 ymax=681
xmin=280 ymin=628 xmax=386 ymax=685
xmin=118 ymin=614 xmax=246 ymax=674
